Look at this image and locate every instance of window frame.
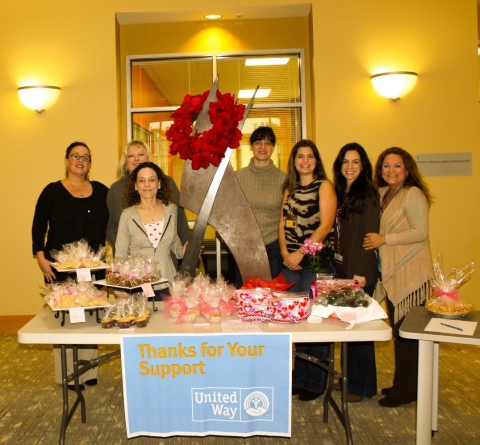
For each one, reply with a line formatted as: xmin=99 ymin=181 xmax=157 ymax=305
xmin=126 ymin=49 xmax=307 ymax=142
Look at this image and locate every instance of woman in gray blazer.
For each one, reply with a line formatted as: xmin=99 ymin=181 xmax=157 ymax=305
xmin=115 ymin=162 xmax=186 ymax=298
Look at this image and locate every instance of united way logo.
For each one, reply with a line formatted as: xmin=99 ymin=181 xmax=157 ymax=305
xmin=192 ymin=387 xmax=273 ymax=422
xmin=244 ymin=391 xmax=270 ymax=416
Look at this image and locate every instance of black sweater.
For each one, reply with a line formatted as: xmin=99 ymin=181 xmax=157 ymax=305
xmin=32 ymin=180 xmax=109 ymax=261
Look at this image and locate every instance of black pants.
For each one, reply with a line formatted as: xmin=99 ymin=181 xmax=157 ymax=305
xmin=386 ymin=298 xmax=419 ymax=402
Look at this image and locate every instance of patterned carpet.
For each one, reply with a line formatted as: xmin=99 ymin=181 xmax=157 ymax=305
xmin=1 ymin=334 xmax=479 ymax=445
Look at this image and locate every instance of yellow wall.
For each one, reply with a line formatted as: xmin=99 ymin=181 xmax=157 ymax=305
xmin=1 ymin=0 xmax=478 ymax=316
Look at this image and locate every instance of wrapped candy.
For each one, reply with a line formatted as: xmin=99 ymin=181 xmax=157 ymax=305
xmin=426 ymin=255 xmax=474 ymax=317
xmin=101 ymin=292 xmax=150 ymax=328
xmin=50 ymin=239 xmax=106 ymax=269
xmin=106 ymin=253 xmax=162 ymax=287
xmin=164 ymin=273 xmax=236 ymax=324
xmin=199 ymin=275 xmax=236 ymax=322
xmin=312 ymin=279 xmax=360 ymax=301
xmin=314 ymin=286 xmax=370 ymax=309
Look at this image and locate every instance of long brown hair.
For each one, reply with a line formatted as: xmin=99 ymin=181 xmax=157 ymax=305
xmin=282 ymin=139 xmax=327 ymax=194
xmin=374 ymin=147 xmax=433 ymax=206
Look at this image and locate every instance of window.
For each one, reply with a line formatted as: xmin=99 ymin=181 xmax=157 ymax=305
xmin=127 ymin=51 xmax=306 ymax=181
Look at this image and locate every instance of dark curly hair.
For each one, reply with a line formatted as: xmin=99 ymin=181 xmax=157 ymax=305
xmin=333 ymin=142 xmax=378 ymax=218
xmin=374 ymin=147 xmax=432 ymax=206
xmin=123 ymin=162 xmax=172 ymax=207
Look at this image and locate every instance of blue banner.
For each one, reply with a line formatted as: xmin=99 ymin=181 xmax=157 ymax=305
xmin=121 ymin=333 xmax=292 ymax=438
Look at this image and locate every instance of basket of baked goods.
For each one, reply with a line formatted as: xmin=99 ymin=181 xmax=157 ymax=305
xmin=426 ymin=255 xmax=475 ymax=319
xmin=49 ymin=239 xmax=108 ymax=271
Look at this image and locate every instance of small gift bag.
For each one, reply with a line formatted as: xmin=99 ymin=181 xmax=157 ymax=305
xmin=426 ymin=255 xmax=474 ymax=318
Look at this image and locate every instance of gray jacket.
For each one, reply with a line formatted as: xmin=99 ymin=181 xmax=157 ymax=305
xmin=107 ymin=175 xmax=190 ymax=248
xmin=115 ymin=203 xmax=183 ymax=287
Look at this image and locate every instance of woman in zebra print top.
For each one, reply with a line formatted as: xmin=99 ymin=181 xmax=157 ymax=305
xmin=279 ymin=139 xmax=337 ymax=401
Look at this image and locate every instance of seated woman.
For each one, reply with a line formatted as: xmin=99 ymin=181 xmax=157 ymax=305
xmin=115 ymin=162 xmax=187 ymax=299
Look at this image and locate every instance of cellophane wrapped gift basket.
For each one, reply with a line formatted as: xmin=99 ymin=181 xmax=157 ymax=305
xmin=50 ymin=239 xmax=106 ymax=269
xmin=164 ymin=274 xmax=236 ymax=324
xmin=426 ymin=255 xmax=475 ymax=318
xmin=101 ymin=292 xmax=150 ymax=329
xmin=41 ymin=279 xmax=109 ymax=310
xmin=106 ymin=253 xmax=162 ymax=287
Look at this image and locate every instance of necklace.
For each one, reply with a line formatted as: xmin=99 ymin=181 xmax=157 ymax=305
xmin=146 ymin=204 xmax=157 ymax=222
xmin=66 ymin=178 xmax=87 ymax=198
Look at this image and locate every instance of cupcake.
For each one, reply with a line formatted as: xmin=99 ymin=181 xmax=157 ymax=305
xmin=118 ymin=318 xmax=132 ymax=329
xmin=101 ymin=318 xmax=114 ymax=329
xmin=135 ymin=316 xmax=148 ymax=328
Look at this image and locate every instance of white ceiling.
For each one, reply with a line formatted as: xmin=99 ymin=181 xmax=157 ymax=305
xmin=116 ymin=4 xmax=311 ymax=25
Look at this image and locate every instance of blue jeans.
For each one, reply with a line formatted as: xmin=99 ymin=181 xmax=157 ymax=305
xmin=335 ymin=272 xmax=378 ymax=397
xmin=235 ymin=240 xmax=283 ymax=288
xmin=283 ymin=267 xmax=329 ymax=394
xmin=280 ymin=268 xmax=315 ymax=294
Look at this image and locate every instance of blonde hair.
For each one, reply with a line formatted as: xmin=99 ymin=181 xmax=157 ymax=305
xmin=116 ymin=140 xmax=151 ymax=179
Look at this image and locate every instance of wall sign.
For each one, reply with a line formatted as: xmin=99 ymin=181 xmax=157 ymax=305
xmin=416 ymin=152 xmax=472 ymax=176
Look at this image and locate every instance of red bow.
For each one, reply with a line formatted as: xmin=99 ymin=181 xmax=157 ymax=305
xmin=241 ymin=273 xmax=295 ymax=291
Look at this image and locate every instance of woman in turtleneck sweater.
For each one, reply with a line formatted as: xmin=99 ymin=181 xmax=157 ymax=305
xmin=234 ymin=126 xmax=286 ymax=287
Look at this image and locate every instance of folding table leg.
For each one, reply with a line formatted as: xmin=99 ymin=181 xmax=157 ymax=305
xmin=417 ymin=340 xmax=434 ymax=445
xmin=59 ymin=345 xmax=68 ymax=445
xmin=340 ymin=342 xmax=353 ymax=445
xmin=431 ymin=342 xmax=439 ymax=433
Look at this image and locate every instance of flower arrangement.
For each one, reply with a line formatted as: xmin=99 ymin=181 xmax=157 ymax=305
xmin=165 ymin=89 xmax=246 ymax=170
xmin=299 ymin=238 xmax=325 ymax=275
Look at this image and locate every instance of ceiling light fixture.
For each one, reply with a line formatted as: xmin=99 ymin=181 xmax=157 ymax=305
xmin=238 ymin=89 xmax=271 ymax=99
xmin=204 ymin=14 xmax=222 ymax=20
xmin=18 ymin=85 xmax=61 ymax=113
xmin=245 ymin=58 xmax=290 ymax=66
xmin=371 ymin=71 xmax=418 ymax=102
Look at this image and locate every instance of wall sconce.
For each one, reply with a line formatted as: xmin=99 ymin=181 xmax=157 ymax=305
xmin=371 ymin=71 xmax=418 ymax=102
xmin=18 ymin=85 xmax=61 ymax=113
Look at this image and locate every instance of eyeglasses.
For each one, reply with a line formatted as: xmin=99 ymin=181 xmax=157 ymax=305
xmin=70 ymin=154 xmax=91 ymax=162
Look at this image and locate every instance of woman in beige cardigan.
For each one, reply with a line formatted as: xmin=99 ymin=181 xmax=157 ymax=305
xmin=363 ymin=147 xmax=433 ymax=407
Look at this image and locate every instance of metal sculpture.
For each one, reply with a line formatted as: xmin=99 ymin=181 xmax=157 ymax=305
xmin=179 ymin=79 xmax=271 ymax=283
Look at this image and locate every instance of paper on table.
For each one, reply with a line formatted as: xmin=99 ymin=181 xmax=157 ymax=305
xmin=425 ymin=318 xmax=477 ymax=336
xmin=221 ymin=319 xmax=262 ymax=333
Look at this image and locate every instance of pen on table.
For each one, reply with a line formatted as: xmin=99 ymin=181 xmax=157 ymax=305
xmin=440 ymin=322 xmax=463 ymax=332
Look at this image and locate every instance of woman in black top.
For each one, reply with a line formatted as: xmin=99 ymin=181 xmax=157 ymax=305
xmin=32 ymin=142 xmax=108 ymax=282
xmin=31 ymin=141 xmax=108 ymax=388
xmin=332 ymin=142 xmax=380 ymax=402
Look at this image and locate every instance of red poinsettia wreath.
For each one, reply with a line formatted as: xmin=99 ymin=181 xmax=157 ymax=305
xmin=166 ymin=89 xmax=246 ymax=170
